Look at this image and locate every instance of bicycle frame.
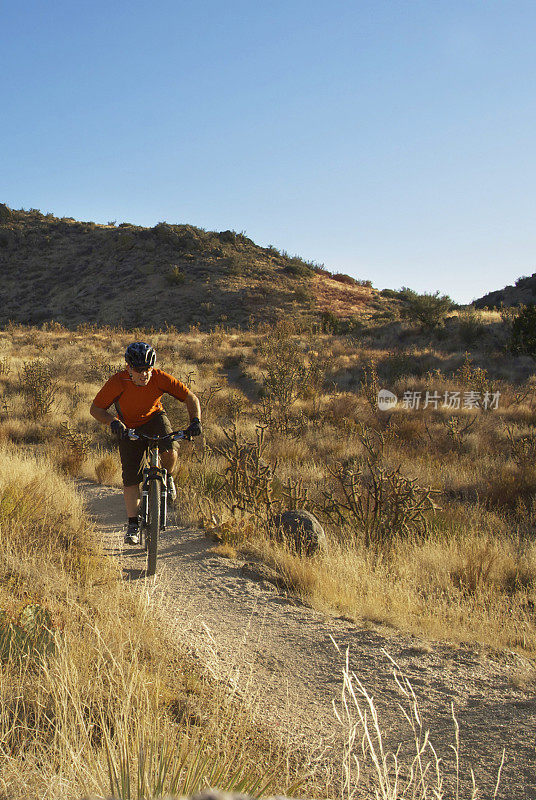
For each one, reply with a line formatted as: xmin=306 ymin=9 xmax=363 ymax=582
xmin=127 ymin=428 xmax=189 ymax=575
xmin=140 ymin=448 xmax=168 ymax=530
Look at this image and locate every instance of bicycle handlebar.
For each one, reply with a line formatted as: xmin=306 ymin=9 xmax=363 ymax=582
xmin=126 ymin=428 xmax=192 ymax=442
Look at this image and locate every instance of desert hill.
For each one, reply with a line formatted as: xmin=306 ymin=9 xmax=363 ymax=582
xmin=474 ymin=272 xmax=536 ymax=309
xmin=0 ymin=203 xmax=383 ymax=330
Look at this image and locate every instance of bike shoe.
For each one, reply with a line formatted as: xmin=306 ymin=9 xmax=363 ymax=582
xmin=167 ymin=475 xmax=177 ymax=501
xmin=124 ymin=521 xmax=140 ymax=546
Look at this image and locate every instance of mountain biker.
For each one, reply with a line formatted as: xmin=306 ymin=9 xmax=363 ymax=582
xmin=90 ymin=341 xmax=202 ymax=545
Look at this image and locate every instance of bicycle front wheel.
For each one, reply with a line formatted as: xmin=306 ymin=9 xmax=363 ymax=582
xmin=146 ymin=478 xmax=161 ymax=576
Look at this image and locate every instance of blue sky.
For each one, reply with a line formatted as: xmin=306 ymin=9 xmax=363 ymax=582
xmin=2 ymin=1 xmax=535 ymax=304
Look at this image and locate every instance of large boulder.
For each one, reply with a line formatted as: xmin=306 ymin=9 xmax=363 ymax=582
xmin=271 ymin=510 xmax=327 ymax=557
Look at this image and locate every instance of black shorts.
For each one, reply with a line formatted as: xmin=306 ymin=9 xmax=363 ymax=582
xmin=118 ymin=412 xmax=177 ymax=486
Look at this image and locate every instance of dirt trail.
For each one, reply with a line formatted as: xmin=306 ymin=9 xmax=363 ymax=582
xmin=82 ymin=480 xmax=536 ymax=799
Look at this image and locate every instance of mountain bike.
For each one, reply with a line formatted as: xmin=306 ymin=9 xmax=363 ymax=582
xmin=127 ymin=428 xmax=191 ymax=576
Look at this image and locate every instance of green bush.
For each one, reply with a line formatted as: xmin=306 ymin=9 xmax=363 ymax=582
xmin=380 ymin=288 xmax=402 ymax=299
xmin=332 ymin=273 xmax=358 ymax=286
xmin=225 ymin=253 xmax=248 ymax=276
xmin=0 ymin=203 xmax=13 ymax=223
xmin=458 ymin=307 xmax=485 ymax=346
xmin=320 ymin=310 xmax=341 ymax=333
xmin=509 ymin=304 xmax=536 ymax=356
xmin=218 ymin=229 xmax=237 ymax=244
xmin=294 ymin=286 xmax=312 ymax=302
xmin=284 ymin=261 xmax=314 ymax=278
xmin=400 ymin=289 xmax=453 ymax=331
xmin=320 ymin=311 xmax=363 ymax=335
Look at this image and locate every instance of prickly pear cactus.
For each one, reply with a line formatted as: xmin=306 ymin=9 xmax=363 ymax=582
xmin=0 ymin=604 xmax=55 ymax=664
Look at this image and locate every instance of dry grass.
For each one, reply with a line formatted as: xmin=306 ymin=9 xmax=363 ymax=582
xmin=244 ymin=530 xmax=536 ymax=652
xmin=95 ymin=452 xmax=120 ymax=484
xmin=0 ymin=318 xmax=535 ymax=663
xmin=333 ymin=645 xmax=505 ymax=799
xmin=0 ymin=446 xmax=309 ymax=799
xmin=209 ymin=542 xmax=239 ymax=558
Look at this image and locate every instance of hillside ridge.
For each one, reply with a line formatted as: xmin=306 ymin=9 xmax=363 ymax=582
xmin=0 ymin=203 xmax=380 ymax=330
xmin=474 ymin=272 xmax=536 ymax=309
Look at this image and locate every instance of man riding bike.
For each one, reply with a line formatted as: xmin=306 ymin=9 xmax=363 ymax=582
xmin=90 ymin=341 xmax=202 ymax=545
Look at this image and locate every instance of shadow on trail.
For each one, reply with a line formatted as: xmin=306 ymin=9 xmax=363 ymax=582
xmin=157 ymin=529 xmax=213 ymax=561
xmin=123 ymin=566 xmax=146 ymax=581
xmin=80 ymin=479 xmax=124 ymax=527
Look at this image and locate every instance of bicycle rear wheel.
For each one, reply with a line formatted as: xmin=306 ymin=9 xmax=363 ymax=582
xmin=146 ymin=478 xmax=161 ymax=576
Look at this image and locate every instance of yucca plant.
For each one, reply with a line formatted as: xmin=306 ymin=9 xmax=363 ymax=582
xmin=103 ymin=726 xmax=302 ymax=800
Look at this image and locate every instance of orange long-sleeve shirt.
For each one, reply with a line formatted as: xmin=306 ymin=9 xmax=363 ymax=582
xmin=92 ymin=369 xmax=190 ymax=428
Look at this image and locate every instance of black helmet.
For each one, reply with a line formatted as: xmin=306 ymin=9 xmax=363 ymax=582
xmin=125 ymin=342 xmax=156 ymax=371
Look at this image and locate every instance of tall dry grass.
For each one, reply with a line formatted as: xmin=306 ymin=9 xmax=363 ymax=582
xmin=0 ymin=446 xmax=307 ymax=799
xmin=247 ymin=527 xmax=536 ymax=653
xmin=333 ymin=644 xmax=505 ymax=800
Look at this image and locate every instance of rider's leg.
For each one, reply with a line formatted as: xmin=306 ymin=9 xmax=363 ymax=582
xmin=124 ymin=484 xmax=140 ymax=518
xmin=119 ymin=434 xmax=145 ymax=522
xmin=160 ymin=448 xmax=178 ymax=473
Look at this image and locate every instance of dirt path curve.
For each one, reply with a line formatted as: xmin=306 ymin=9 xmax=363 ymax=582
xmin=81 ymin=480 xmax=536 ymax=799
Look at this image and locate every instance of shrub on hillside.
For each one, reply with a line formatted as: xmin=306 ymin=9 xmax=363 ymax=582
xmin=400 ymin=289 xmax=453 ymax=331
xmin=218 ymin=229 xmax=237 ymax=244
xmin=312 ymin=265 xmax=332 ymax=277
xmin=225 ymin=253 xmax=249 ymax=276
xmin=284 ymin=261 xmax=314 ymax=278
xmin=294 ymin=286 xmax=312 ymax=302
xmin=457 ymin=307 xmax=485 ymax=346
xmin=0 ymin=203 xmax=13 ymax=223
xmin=380 ymin=288 xmax=403 ymax=299
xmin=319 ymin=311 xmax=363 ymax=335
xmin=332 ymin=273 xmax=358 ymax=286
xmin=509 ymin=304 xmax=536 ymax=356
xmin=330 ymin=274 xmax=373 ymax=288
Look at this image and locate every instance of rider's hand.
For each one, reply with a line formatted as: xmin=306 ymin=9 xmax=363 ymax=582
xmin=110 ymin=419 xmax=128 ymax=439
xmin=185 ymin=417 xmax=202 ymax=437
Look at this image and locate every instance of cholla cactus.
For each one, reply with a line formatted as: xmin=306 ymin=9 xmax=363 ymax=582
xmin=322 ymin=459 xmax=440 ymax=547
xmin=19 ymin=359 xmax=58 ymax=419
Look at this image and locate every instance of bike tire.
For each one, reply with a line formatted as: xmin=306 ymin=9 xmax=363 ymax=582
xmin=146 ymin=478 xmax=161 ymax=576
xmin=140 ymin=492 xmax=149 ymax=551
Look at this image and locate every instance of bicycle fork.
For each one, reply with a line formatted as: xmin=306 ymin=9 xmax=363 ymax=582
xmin=140 ymin=467 xmax=168 ymax=530
xmin=160 ymin=469 xmax=168 ymax=530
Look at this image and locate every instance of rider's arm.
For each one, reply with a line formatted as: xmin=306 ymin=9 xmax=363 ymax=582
xmin=91 ymin=375 xmax=123 ymax=427
xmin=157 ymin=371 xmax=201 ymax=422
xmin=90 ymin=402 xmax=117 ymax=426
xmin=184 ymin=390 xmax=201 ymax=422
